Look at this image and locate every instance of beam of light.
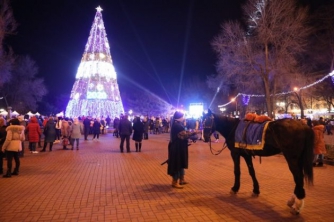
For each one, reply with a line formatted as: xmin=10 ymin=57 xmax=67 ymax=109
xmin=177 ymin=0 xmax=194 ymax=108
xmin=119 ymin=74 xmax=174 ymax=108
xmin=208 ymin=81 xmax=223 ymax=109
xmin=113 ymin=44 xmax=164 ymax=86
xmin=118 ymin=0 xmax=172 ymax=104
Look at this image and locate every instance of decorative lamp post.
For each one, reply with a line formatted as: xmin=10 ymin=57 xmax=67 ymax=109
xmin=231 ymin=98 xmax=237 ymax=116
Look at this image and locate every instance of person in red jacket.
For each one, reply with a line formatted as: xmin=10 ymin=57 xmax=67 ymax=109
xmin=26 ymin=116 xmax=41 ymax=154
xmin=313 ymin=120 xmax=326 ymax=167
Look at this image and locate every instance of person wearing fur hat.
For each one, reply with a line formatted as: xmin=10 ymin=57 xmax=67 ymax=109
xmin=168 ymin=111 xmax=198 ymax=189
xmin=2 ymin=118 xmax=25 ymax=177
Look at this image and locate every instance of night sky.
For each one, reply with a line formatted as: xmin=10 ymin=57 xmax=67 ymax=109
xmin=6 ymin=0 xmax=330 ymax=107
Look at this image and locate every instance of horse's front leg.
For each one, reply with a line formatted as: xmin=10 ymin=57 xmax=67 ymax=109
xmin=230 ymin=151 xmax=241 ymax=194
xmin=284 ymin=154 xmax=306 ymax=215
xmin=243 ymin=154 xmax=260 ymax=196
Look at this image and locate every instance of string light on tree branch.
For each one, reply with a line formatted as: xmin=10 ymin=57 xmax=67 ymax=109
xmin=218 ymin=71 xmax=334 ymax=108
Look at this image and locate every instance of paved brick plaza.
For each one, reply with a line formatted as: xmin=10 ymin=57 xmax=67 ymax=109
xmin=1 ymin=132 xmax=334 ymax=222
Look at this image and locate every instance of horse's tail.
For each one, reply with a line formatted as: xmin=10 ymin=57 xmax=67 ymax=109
xmin=303 ymin=128 xmax=314 ymax=186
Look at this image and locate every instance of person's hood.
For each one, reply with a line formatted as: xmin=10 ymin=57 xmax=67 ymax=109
xmin=30 ymin=116 xmax=38 ymax=123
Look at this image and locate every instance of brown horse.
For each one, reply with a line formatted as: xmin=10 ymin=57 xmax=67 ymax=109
xmin=202 ymin=110 xmax=314 ymax=214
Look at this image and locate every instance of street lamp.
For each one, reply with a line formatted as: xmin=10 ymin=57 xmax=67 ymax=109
xmin=231 ymin=98 xmax=237 ymax=116
xmin=128 ymin=109 xmax=133 ymax=121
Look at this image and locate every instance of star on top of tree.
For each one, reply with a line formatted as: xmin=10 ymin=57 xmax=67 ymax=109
xmin=96 ymin=6 xmax=103 ymax=12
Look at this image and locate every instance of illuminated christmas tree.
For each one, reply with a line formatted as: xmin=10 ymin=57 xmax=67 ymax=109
xmin=65 ymin=6 xmax=124 ymax=118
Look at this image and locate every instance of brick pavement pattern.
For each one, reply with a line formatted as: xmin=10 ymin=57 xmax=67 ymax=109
xmin=1 ymin=133 xmax=334 ymax=222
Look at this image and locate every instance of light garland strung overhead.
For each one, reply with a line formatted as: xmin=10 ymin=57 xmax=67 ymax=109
xmin=218 ymin=70 xmax=334 ymax=108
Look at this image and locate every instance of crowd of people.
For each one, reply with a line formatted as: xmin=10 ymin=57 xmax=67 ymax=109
xmin=0 ymin=112 xmax=202 ymax=179
xmin=0 ymin=112 xmax=332 ymax=191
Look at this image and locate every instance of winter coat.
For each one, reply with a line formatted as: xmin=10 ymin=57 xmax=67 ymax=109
xmin=143 ymin=120 xmax=149 ymax=133
xmin=93 ymin=120 xmax=101 ymax=134
xmin=0 ymin=125 xmax=7 ymax=147
xmin=71 ymin=122 xmax=83 ymax=139
xmin=132 ymin=119 xmax=144 ymax=141
xmin=167 ymin=120 xmax=189 ymax=176
xmin=83 ymin=118 xmax=91 ymax=130
xmin=113 ymin=118 xmax=120 ymax=129
xmin=26 ymin=116 xmax=41 ymax=142
xmin=118 ymin=118 xmax=132 ymax=136
xmin=44 ymin=119 xmax=57 ymax=143
xmin=2 ymin=125 xmax=25 ymax=152
xmin=61 ymin=120 xmax=71 ymax=138
xmin=313 ymin=125 xmax=326 ymax=155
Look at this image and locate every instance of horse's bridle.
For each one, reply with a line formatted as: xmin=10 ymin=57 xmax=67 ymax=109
xmin=202 ymin=114 xmax=215 ymax=134
xmin=203 ymin=114 xmax=228 ymax=155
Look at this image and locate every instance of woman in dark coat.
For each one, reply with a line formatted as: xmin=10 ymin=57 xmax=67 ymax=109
xmin=168 ymin=111 xmax=197 ymax=189
xmin=92 ymin=118 xmax=101 ymax=140
xmin=143 ymin=117 xmax=149 ymax=140
xmin=41 ymin=117 xmax=56 ymax=152
xmin=132 ymin=117 xmax=144 ymax=152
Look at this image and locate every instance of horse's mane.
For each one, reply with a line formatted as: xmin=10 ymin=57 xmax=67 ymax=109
xmin=213 ymin=113 xmax=239 ymax=124
xmin=212 ymin=113 xmax=240 ymax=137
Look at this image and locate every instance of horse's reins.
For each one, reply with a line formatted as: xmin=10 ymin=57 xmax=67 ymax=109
xmin=203 ymin=114 xmax=229 ymax=155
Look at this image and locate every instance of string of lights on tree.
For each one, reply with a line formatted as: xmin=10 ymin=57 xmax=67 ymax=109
xmin=218 ymin=70 xmax=334 ymax=108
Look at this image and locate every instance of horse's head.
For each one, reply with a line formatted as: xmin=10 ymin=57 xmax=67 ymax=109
xmin=202 ymin=109 xmax=216 ymax=143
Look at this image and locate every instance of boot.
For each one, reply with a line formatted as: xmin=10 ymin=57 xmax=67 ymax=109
xmin=12 ymin=168 xmax=19 ymax=176
xmin=180 ymin=175 xmax=188 ymax=185
xmin=3 ymin=170 xmax=11 ymax=178
xmin=41 ymin=144 xmax=46 ymax=152
xmin=135 ymin=143 xmax=138 ymax=152
xmin=317 ymin=162 xmax=323 ymax=167
xmin=172 ymin=179 xmax=183 ymax=189
xmin=139 ymin=143 xmax=142 ymax=152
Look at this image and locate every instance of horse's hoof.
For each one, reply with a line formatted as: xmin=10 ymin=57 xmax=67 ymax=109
xmin=230 ymin=190 xmax=237 ymax=195
xmin=287 ymin=199 xmax=294 ymax=208
xmin=289 ymin=197 xmax=304 ymax=215
xmin=287 ymin=194 xmax=296 ymax=208
xmin=290 ymin=208 xmax=300 ymax=215
xmin=251 ymin=192 xmax=259 ymax=197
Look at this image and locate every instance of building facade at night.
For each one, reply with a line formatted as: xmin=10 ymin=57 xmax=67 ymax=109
xmin=65 ymin=6 xmax=124 ymax=118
